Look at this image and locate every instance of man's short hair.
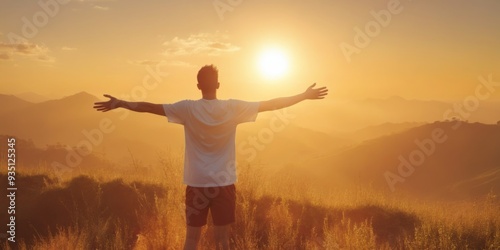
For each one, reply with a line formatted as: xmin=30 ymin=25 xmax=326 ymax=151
xmin=197 ymin=65 xmax=218 ymax=90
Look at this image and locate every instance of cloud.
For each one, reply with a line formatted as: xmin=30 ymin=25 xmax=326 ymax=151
xmin=37 ymin=55 xmax=56 ymax=63
xmin=0 ymin=42 xmax=46 ymax=55
xmin=61 ymin=46 xmax=77 ymax=51
xmin=163 ymin=32 xmax=240 ymax=56
xmin=0 ymin=42 xmax=54 ymax=63
xmin=93 ymin=5 xmax=109 ymax=11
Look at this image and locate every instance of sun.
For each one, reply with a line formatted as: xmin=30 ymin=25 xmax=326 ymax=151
xmin=257 ymin=48 xmax=289 ymax=80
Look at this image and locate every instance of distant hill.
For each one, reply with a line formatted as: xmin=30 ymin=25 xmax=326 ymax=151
xmin=16 ymin=92 xmax=50 ymax=103
xmin=237 ymin=120 xmax=348 ymax=165
xmin=291 ymin=96 xmax=500 ymax=133
xmin=0 ymin=92 xmax=180 ymax=163
xmin=348 ymin=122 xmax=424 ymax=142
xmin=0 ymin=135 xmax=113 ymax=171
xmin=309 ymin=122 xmax=500 ymax=200
xmin=0 ymin=92 xmax=341 ymax=166
xmin=357 ymin=96 xmax=500 ymax=125
xmin=0 ymin=94 xmax=34 ymax=115
xmin=1 ymin=91 xmax=109 ymax=145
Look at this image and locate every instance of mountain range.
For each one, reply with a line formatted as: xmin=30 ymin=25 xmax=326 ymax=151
xmin=1 ymin=92 xmax=499 ymax=200
xmin=308 ymin=122 xmax=500 ymax=200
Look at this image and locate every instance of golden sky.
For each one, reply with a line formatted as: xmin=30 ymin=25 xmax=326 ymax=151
xmin=1 ymin=0 xmax=499 ymax=102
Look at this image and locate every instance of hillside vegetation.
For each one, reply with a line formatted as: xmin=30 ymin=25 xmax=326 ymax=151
xmin=1 ymin=157 xmax=499 ymax=250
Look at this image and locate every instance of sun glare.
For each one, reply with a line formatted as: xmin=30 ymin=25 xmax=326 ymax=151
xmin=258 ymin=48 xmax=289 ymax=80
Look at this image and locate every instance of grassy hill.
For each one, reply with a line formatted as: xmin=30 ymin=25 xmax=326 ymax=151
xmin=1 ymin=162 xmax=498 ymax=249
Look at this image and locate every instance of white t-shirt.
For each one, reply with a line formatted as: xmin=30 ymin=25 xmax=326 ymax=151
xmin=163 ymin=99 xmax=259 ymax=187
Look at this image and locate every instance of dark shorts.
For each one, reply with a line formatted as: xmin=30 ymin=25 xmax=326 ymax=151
xmin=185 ymin=184 xmax=236 ymax=227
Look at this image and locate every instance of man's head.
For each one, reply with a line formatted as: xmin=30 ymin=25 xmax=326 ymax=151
xmin=197 ymin=64 xmax=219 ymax=92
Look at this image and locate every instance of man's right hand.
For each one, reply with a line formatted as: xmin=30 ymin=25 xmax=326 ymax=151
xmin=93 ymin=94 xmax=121 ymax=112
xmin=303 ymin=83 xmax=329 ymax=100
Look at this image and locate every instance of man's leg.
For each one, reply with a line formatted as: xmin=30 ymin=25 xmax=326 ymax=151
xmin=184 ymin=226 xmax=203 ymax=250
xmin=214 ymin=224 xmax=231 ymax=250
xmin=211 ymin=185 xmax=236 ymax=250
xmin=185 ymin=186 xmax=210 ymax=250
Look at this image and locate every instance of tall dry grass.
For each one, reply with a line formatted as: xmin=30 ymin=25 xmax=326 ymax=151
xmin=1 ymin=152 xmax=499 ymax=249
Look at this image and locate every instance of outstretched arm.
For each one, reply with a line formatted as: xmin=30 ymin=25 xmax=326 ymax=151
xmin=93 ymin=94 xmax=165 ymax=116
xmin=258 ymin=83 xmax=328 ymax=112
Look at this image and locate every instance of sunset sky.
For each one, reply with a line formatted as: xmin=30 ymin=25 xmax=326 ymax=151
xmin=1 ymin=0 xmax=499 ymax=103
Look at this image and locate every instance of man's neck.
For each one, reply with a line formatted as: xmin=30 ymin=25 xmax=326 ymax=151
xmin=202 ymin=92 xmax=217 ymax=100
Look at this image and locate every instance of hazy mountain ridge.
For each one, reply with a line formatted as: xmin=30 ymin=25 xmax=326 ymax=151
xmin=293 ymin=96 xmax=500 ymax=132
xmin=2 ymin=92 xmax=499 ymax=201
xmin=16 ymin=91 xmax=50 ymax=103
xmin=0 ymin=92 xmax=341 ymax=165
xmin=310 ymin=121 xmax=500 ymax=200
xmin=0 ymin=135 xmax=115 ymax=181
xmin=348 ymin=122 xmax=425 ymax=142
xmin=0 ymin=94 xmax=35 ymax=115
xmin=1 ymin=92 xmax=111 ymax=145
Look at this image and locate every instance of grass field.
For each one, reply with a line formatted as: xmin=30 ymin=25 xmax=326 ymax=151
xmin=2 ymin=154 xmax=499 ymax=250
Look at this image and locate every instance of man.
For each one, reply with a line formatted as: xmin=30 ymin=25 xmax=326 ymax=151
xmin=93 ymin=64 xmax=328 ymax=249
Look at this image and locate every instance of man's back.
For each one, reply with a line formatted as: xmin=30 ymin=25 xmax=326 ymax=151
xmin=163 ymin=99 xmax=259 ymax=187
